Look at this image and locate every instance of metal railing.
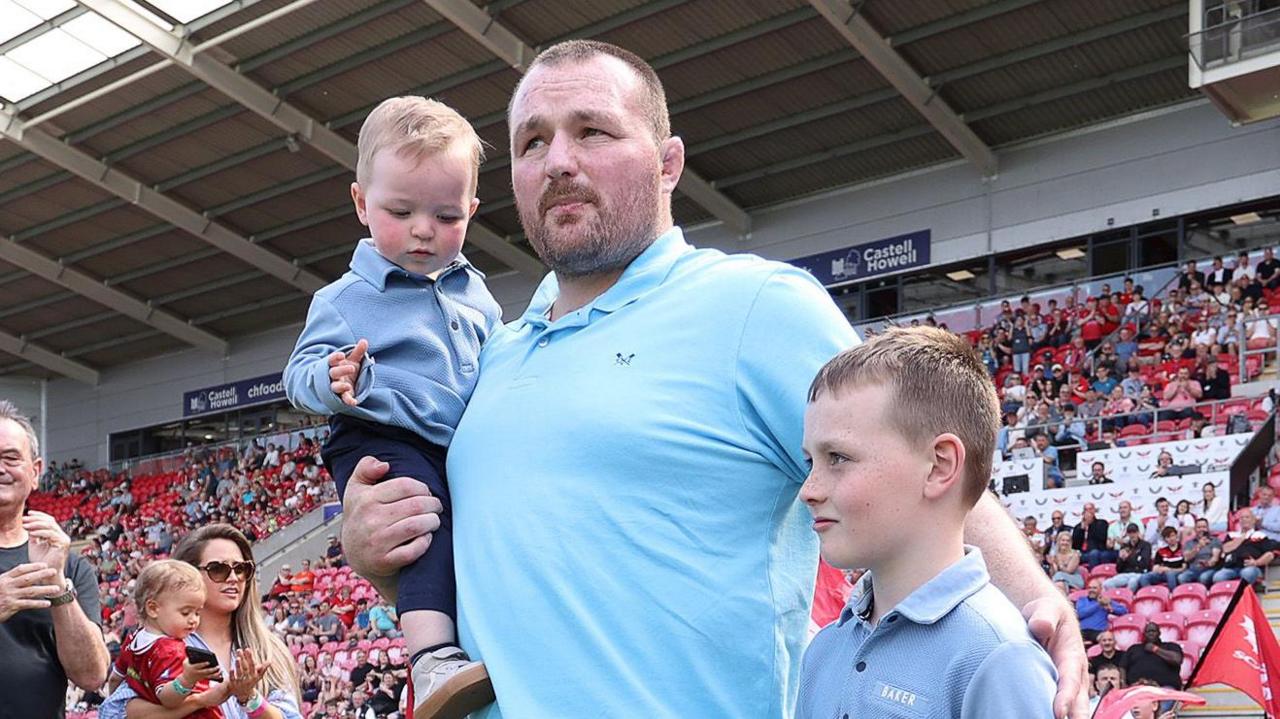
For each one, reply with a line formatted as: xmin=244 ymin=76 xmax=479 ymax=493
xmin=1190 ymin=4 xmax=1280 ymax=69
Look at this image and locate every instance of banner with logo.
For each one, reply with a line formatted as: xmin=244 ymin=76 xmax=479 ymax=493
xmin=790 ymin=229 xmax=931 ymax=287
xmin=183 ymin=373 xmax=285 ymax=417
xmin=1187 ymin=582 xmax=1280 ymax=717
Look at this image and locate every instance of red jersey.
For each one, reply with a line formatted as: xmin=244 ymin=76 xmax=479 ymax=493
xmin=113 ymin=629 xmax=222 ymax=719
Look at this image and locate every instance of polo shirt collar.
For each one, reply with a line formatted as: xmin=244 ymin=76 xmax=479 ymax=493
xmin=348 ymin=238 xmax=476 ymax=291
xmin=838 ymin=546 xmax=990 ymax=627
xmin=520 ymin=226 xmax=691 ymax=327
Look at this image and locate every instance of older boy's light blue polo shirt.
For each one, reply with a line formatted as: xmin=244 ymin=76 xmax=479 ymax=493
xmin=283 ymin=239 xmax=501 ymax=446
xmin=447 ymin=227 xmax=858 ymax=718
xmin=798 ymin=548 xmax=1057 ymax=719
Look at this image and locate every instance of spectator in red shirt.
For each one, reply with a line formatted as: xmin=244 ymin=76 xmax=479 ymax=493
xmin=289 ymin=559 xmax=316 ymax=595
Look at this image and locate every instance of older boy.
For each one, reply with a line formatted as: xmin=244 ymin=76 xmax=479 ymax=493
xmin=798 ymin=327 xmax=1056 ymax=718
xmin=283 ymin=96 xmax=501 ymax=718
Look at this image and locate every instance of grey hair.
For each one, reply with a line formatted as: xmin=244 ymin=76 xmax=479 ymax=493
xmin=0 ymin=400 xmax=39 ymax=458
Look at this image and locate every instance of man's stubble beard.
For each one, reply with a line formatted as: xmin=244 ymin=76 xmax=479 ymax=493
xmin=520 ymin=170 xmax=663 ymax=279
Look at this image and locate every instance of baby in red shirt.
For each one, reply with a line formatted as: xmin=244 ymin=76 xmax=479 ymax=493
xmin=111 ymin=560 xmax=226 ymax=717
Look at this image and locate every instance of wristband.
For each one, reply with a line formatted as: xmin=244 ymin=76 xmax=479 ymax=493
xmin=170 ymin=678 xmax=194 ymax=696
xmin=246 ymin=692 xmax=268 ymax=718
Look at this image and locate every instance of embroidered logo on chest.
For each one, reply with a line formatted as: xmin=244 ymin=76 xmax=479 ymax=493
xmin=615 ymin=352 xmax=635 ymax=366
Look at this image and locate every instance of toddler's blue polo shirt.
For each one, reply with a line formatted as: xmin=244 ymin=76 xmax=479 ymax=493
xmin=447 ymin=227 xmax=857 ymax=718
xmin=798 ymin=548 xmax=1057 ymax=719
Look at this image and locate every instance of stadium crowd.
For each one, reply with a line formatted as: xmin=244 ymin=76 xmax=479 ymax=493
xmin=29 ymin=436 xmax=415 ymax=718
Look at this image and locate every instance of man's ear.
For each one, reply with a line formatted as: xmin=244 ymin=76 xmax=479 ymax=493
xmin=351 ymin=182 xmax=369 ymax=226
xmin=658 ymin=135 xmax=685 ymax=195
xmin=922 ymin=433 xmax=966 ymax=502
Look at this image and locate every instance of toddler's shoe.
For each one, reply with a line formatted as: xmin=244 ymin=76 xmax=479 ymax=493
xmin=411 ymin=646 xmax=494 ymax=719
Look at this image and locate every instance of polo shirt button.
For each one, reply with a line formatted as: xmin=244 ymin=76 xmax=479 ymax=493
xmin=450 ymin=320 xmax=460 ymax=331
xmin=855 ymin=661 xmax=866 ymax=672
xmin=537 ymin=338 xmax=549 ymax=347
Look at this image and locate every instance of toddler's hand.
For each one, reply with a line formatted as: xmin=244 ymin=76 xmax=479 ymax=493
xmin=181 ymin=658 xmax=222 ymax=688
xmin=328 ymin=339 xmax=369 ymax=406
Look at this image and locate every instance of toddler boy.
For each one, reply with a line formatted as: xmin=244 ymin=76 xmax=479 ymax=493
xmin=284 ymin=96 xmax=502 ymax=719
xmin=798 ymin=326 xmax=1056 ymax=718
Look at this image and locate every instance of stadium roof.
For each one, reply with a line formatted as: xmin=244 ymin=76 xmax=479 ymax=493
xmin=0 ymin=0 xmax=1196 ymax=383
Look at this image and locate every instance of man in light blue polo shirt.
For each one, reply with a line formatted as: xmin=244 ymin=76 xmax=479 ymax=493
xmin=339 ymin=40 xmax=1089 ymax=719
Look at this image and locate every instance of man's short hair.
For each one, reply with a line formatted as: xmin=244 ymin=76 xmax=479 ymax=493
xmin=355 ymin=95 xmax=484 ymax=191
xmin=0 ymin=399 xmax=39 ymax=458
xmin=1126 ymin=523 xmax=1141 ymax=533
xmin=1161 ymin=525 xmax=1179 ymax=538
xmin=808 ymin=326 xmax=998 ymax=508
xmin=515 ymin=39 xmax=670 ymax=142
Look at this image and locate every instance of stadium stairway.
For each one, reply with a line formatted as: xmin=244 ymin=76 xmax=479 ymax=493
xmin=1181 ymin=577 xmax=1280 ymax=718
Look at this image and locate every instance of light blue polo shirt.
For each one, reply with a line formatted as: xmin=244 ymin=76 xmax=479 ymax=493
xmin=798 ymin=548 xmax=1057 ymax=719
xmin=447 ymin=227 xmax=857 ymax=718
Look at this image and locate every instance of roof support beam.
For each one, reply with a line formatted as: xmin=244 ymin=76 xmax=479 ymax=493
xmin=0 ymin=107 xmax=326 ymax=294
xmin=419 ymin=0 xmax=753 ymax=235
xmin=807 ymin=0 xmax=998 ymax=177
xmin=0 ymin=235 xmax=228 ymax=353
xmin=75 ymin=0 xmax=356 ymax=168
xmin=74 ymin=0 xmax=544 ymax=281
xmin=0 ymin=330 xmax=99 ymax=385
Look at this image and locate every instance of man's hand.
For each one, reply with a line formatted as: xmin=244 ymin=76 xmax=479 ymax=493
xmin=328 ymin=339 xmax=369 ymax=407
xmin=1024 ymin=596 xmax=1090 ymax=719
xmin=341 ymin=456 xmax=442 ymax=588
xmin=0 ymin=563 xmax=61 ymax=622
xmin=23 ymin=511 xmax=70 ymax=575
xmin=1098 ymin=594 xmax=1111 ymax=609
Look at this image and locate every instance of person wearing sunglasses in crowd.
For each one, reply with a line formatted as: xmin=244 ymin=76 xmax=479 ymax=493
xmin=99 ymin=524 xmax=303 ymax=719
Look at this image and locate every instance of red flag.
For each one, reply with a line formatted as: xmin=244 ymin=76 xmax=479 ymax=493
xmin=1187 ymin=583 xmax=1280 ymax=717
xmin=1093 ymin=685 xmax=1206 ymax=719
xmin=811 ymin=559 xmax=851 ymax=627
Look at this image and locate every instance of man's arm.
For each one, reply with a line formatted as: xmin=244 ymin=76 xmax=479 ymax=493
xmin=967 ymin=493 xmax=1088 ymax=719
xmin=24 ymin=513 xmax=109 ymax=691
xmin=340 ymin=457 xmax=442 ymax=602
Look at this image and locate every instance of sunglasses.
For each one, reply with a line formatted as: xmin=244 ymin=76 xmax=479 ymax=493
xmin=198 ymin=560 xmax=256 ymax=582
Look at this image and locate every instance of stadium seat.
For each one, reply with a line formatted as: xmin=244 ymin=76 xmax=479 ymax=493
xmin=1208 ymin=580 xmax=1241 ymax=613
xmin=1069 ymin=589 xmax=1089 ymax=603
xmin=1133 ymin=585 xmax=1170 ymax=617
xmin=1109 ymin=614 xmax=1146 ymax=650
xmin=1091 ymin=563 xmax=1117 ymax=581
xmin=1104 ymin=587 xmax=1134 ymax=611
xmin=1152 ymin=611 xmax=1186 ymax=642
xmin=1186 ymin=609 xmax=1223 ymax=646
xmin=1170 ymin=584 xmax=1207 ymax=617
xmin=1178 ymin=641 xmax=1202 ymax=684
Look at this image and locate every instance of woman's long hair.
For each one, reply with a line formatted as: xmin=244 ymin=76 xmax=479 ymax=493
xmin=173 ymin=523 xmax=300 ymax=700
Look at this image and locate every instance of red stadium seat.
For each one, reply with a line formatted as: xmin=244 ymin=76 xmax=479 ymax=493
xmin=1091 ymin=563 xmax=1117 ymax=581
xmin=1178 ymin=641 xmax=1201 ymax=683
xmin=1208 ymin=580 xmax=1241 ymax=613
xmin=1153 ymin=611 xmax=1185 ymax=642
xmin=1169 ymin=584 xmax=1207 ymax=619
xmin=1109 ymin=614 xmax=1146 ymax=650
xmin=1186 ymin=609 xmax=1223 ymax=646
xmin=1133 ymin=585 xmax=1170 ymax=617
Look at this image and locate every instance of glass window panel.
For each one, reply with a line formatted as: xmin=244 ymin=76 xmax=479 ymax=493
xmin=0 ymin=1 xmax=41 ymax=44
xmin=865 ymin=280 xmax=899 ymax=321
xmin=147 ymin=0 xmax=229 ymax=23
xmin=0 ymin=55 xmax=50 ymax=100
xmin=829 ymin=285 xmax=859 ymax=324
xmin=13 ymin=0 xmax=73 ymax=20
xmin=62 ymin=12 xmax=139 ymax=57
xmin=994 ymin=245 xmax=1088 ymax=297
xmin=8 ymin=27 xmax=106 ymax=82
xmin=1138 ymin=233 xmax=1178 ymax=268
xmin=1091 ymin=238 xmax=1130 ymax=277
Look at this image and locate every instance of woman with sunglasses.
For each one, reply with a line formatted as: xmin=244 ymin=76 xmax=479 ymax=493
xmin=99 ymin=524 xmax=302 ymax=719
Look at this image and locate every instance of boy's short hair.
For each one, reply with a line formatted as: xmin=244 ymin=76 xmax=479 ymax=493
xmin=808 ymin=326 xmax=998 ymax=508
xmin=133 ymin=559 xmax=203 ymax=611
xmin=356 ymin=96 xmax=484 ymax=192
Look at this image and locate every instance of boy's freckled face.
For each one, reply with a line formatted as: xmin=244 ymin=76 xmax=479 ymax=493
xmin=353 ymin=143 xmax=478 ymax=276
xmin=800 ymin=384 xmax=931 ymax=570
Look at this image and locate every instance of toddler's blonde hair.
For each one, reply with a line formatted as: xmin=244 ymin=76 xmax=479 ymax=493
xmin=134 ymin=559 xmax=204 ymax=615
xmin=356 ymin=96 xmax=484 ymax=192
